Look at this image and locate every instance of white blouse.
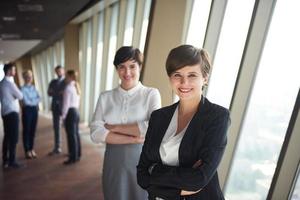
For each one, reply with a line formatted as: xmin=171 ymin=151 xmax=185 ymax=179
xmin=90 ymin=82 xmax=161 ymax=143
xmin=159 ymin=106 xmax=190 ymax=166
xmin=0 ymin=76 xmax=23 ymax=116
xmin=62 ymin=81 xmax=80 ymax=119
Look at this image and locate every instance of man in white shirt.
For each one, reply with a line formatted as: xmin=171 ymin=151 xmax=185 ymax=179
xmin=0 ymin=63 xmax=24 ymax=169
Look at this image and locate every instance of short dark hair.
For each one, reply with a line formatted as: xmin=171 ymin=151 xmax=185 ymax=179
xmin=113 ymin=46 xmax=143 ymax=69
xmin=55 ymin=65 xmax=63 ymax=71
xmin=3 ymin=63 xmax=15 ymax=75
xmin=165 ymin=45 xmax=211 ymax=78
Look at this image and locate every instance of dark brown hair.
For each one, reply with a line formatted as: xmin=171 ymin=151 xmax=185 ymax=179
xmin=165 ymin=45 xmax=211 ymax=78
xmin=113 ymin=46 xmax=143 ymax=69
xmin=3 ymin=63 xmax=15 ymax=75
xmin=55 ymin=65 xmax=63 ymax=71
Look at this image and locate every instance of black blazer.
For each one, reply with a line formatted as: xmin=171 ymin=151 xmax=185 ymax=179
xmin=48 ymin=78 xmax=65 ymax=112
xmin=137 ymin=97 xmax=230 ymax=200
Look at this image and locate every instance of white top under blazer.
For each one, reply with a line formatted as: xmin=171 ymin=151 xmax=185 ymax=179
xmin=159 ymin=106 xmax=190 ymax=166
xmin=90 ymin=82 xmax=161 ymax=143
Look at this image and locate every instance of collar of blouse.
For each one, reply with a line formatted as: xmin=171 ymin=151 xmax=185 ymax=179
xmin=117 ymin=81 xmax=142 ymax=96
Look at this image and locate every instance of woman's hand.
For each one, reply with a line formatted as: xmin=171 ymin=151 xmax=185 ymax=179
xmin=133 ymin=136 xmax=145 ymax=144
xmin=104 ymin=123 xmax=144 ymax=144
xmin=192 ymin=159 xmax=203 ymax=168
xmin=105 ymin=133 xmax=143 ymax=144
xmin=180 ymin=160 xmax=203 ymax=196
xmin=181 ymin=189 xmax=201 ymax=196
xmin=148 ymin=163 xmax=158 ymax=174
xmin=104 ymin=123 xmax=116 ymax=131
xmin=104 ymin=123 xmax=141 ymax=137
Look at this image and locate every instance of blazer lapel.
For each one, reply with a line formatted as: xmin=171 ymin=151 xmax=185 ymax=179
xmin=153 ymin=102 xmax=179 ymax=162
xmin=178 ymin=96 xmax=208 ymax=166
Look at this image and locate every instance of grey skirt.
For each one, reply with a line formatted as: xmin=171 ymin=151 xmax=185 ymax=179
xmin=103 ymin=143 xmax=147 ymax=200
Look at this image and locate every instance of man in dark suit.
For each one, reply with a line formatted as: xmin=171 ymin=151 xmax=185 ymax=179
xmin=47 ymin=65 xmax=65 ymax=155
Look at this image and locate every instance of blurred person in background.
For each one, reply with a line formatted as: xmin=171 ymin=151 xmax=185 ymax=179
xmin=0 ymin=63 xmax=24 ymax=169
xmin=62 ymin=70 xmax=81 ymax=165
xmin=20 ymin=70 xmax=40 ymax=159
xmin=47 ymin=65 xmax=65 ymax=155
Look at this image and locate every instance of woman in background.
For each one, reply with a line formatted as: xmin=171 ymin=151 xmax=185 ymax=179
xmin=90 ymin=46 xmax=161 ymax=200
xmin=62 ymin=70 xmax=81 ymax=165
xmin=137 ymin=45 xmax=230 ymax=200
xmin=21 ymin=70 xmax=40 ymax=159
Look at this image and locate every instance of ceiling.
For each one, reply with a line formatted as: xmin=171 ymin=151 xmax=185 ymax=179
xmin=0 ymin=0 xmax=99 ymax=63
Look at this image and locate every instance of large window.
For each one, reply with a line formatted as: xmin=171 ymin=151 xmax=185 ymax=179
xmin=78 ymin=18 xmax=93 ymax=121
xmin=105 ymin=3 xmax=119 ymax=91
xmin=139 ymin=0 xmax=152 ymax=52
xmin=186 ymin=0 xmax=212 ymax=48
xmin=93 ymin=12 xmax=104 ymax=109
xmin=31 ymin=40 xmax=64 ymax=112
xmin=206 ymin=0 xmax=255 ymax=108
xmin=84 ymin=19 xmax=93 ymax=121
xmin=225 ymin=0 xmax=300 ymax=199
xmin=123 ymin=0 xmax=136 ymax=46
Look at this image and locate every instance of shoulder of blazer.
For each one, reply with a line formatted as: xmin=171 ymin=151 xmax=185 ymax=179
xmin=202 ymin=98 xmax=229 ymax=118
xmin=199 ymin=98 xmax=230 ymax=131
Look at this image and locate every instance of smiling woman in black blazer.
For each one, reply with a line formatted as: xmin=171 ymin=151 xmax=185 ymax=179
xmin=137 ymin=45 xmax=230 ymax=200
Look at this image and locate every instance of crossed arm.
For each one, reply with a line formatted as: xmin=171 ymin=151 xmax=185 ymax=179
xmin=104 ymin=123 xmax=144 ymax=144
xmin=90 ymin=89 xmax=161 ymax=145
xmin=137 ymin=110 xmax=230 ymax=198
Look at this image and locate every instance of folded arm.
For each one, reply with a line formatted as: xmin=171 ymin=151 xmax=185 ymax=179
xmin=62 ymin=87 xmax=71 ymax=120
xmin=12 ymin=83 xmax=23 ymax=100
xmin=104 ymin=123 xmax=141 ymax=137
xmin=90 ymin=94 xmax=145 ymax=145
xmin=103 ymin=89 xmax=161 ymax=140
xmin=105 ymin=132 xmax=144 ymax=144
xmin=149 ymin=111 xmax=230 ymax=191
xmin=47 ymin=81 xmax=54 ymax=96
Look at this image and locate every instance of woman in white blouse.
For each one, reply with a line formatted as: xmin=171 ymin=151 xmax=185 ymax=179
xmin=90 ymin=46 xmax=161 ymax=200
xmin=62 ymin=70 xmax=81 ymax=165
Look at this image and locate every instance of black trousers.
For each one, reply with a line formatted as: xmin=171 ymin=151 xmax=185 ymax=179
xmin=22 ymin=106 xmax=38 ymax=152
xmin=64 ymin=108 xmax=81 ymax=161
xmin=2 ymin=112 xmax=19 ymax=164
xmin=52 ymin=104 xmax=62 ymax=151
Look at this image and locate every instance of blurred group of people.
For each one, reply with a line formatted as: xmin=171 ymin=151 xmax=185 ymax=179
xmin=0 ymin=63 xmax=81 ymax=169
xmin=47 ymin=66 xmax=81 ymax=164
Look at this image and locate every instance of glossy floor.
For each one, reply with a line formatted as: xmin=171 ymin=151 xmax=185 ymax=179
xmin=0 ymin=114 xmax=104 ymax=200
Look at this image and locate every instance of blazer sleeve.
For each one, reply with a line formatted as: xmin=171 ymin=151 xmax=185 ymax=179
xmin=47 ymin=80 xmax=54 ymax=96
xmin=137 ymin=111 xmax=181 ymax=199
xmin=149 ymin=109 xmax=230 ymax=191
xmin=136 ymin=112 xmax=155 ymax=189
